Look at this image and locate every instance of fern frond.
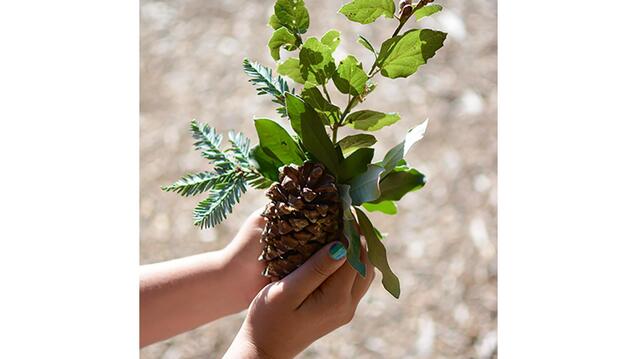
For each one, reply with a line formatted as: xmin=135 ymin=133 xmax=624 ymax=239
xmin=190 ymin=120 xmax=234 ymax=171
xmin=161 ymin=171 xmax=217 ymax=197
xmin=227 ymin=131 xmax=251 ymax=165
xmin=245 ymin=170 xmax=274 ymax=189
xmin=192 ymin=175 xmax=247 ymax=229
xmin=243 ymin=59 xmax=293 ymax=116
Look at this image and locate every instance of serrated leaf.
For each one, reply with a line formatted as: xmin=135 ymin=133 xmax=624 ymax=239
xmin=301 ymin=87 xmax=340 ymax=124
xmin=321 ymin=30 xmax=341 ymax=53
xmin=355 ymin=208 xmax=400 ymax=298
xmin=414 ymin=4 xmax=443 ymax=20
xmin=340 ymin=147 xmax=375 ymax=182
xmin=277 ymin=58 xmax=304 ymax=84
xmin=343 ymin=208 xmax=366 ymax=276
xmin=299 ymin=37 xmax=336 ymax=86
xmin=162 ymin=171 xmax=217 ymax=197
xmin=250 ymin=146 xmax=282 ymax=182
xmin=338 ymin=0 xmax=395 ymax=24
xmin=378 ymin=29 xmax=447 ymax=79
xmin=380 ymin=119 xmax=429 ymax=176
xmin=344 ymin=110 xmax=400 ymax=131
xmin=268 ymin=27 xmax=298 ymax=61
xmin=333 ymin=55 xmax=369 ymax=97
xmin=357 ymin=34 xmax=376 ymax=55
xmin=375 ymin=166 xmax=426 ymax=201
xmin=362 ymin=200 xmax=397 ymax=215
xmin=193 ymin=175 xmax=247 ymax=229
xmin=254 ymin=118 xmax=305 ymax=165
xmin=274 ymin=0 xmax=310 ymax=34
xmin=243 ymin=59 xmax=291 ymax=115
xmin=348 ymin=164 xmax=384 ymax=205
xmin=337 ymin=134 xmax=377 ymax=156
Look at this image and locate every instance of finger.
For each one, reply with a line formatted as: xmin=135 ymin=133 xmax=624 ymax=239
xmin=279 ymin=242 xmax=347 ymax=306
xmin=351 ymin=241 xmax=375 ymax=303
xmin=320 ymin=253 xmax=358 ymax=297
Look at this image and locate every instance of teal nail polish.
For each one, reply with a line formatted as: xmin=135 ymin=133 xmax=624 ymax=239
xmin=329 ymin=242 xmax=346 ymax=260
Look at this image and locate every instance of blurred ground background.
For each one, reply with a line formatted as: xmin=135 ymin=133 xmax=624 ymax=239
xmin=140 ymin=0 xmax=496 ymax=358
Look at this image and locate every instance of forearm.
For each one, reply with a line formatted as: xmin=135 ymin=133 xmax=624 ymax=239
xmin=140 ymin=249 xmax=245 ymax=347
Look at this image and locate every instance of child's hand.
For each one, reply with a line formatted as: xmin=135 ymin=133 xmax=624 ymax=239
xmin=221 ymin=209 xmax=271 ymax=310
xmin=223 ymin=241 xmax=375 ymax=359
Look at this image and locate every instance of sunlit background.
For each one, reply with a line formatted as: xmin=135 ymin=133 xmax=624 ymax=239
xmin=141 ymin=0 xmax=496 ymax=357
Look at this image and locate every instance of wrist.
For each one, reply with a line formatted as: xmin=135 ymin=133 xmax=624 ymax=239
xmin=224 ymin=330 xmax=279 ymax=359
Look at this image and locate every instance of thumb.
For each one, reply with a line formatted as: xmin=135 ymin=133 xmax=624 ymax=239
xmin=279 ymin=242 xmax=347 ymax=306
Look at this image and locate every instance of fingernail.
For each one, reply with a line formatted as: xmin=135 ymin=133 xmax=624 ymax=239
xmin=329 ymin=242 xmax=346 ymax=260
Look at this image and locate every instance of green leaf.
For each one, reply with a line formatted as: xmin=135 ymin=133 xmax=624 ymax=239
xmin=357 ymin=34 xmax=377 ymax=55
xmin=254 ymin=118 xmax=305 ymax=165
xmin=193 ymin=175 xmax=247 ymax=229
xmin=296 ymin=98 xmax=340 ymax=177
xmin=355 ymin=208 xmax=400 ymax=298
xmin=243 ymin=59 xmax=292 ymax=116
xmin=339 ymin=148 xmax=375 ymax=182
xmin=301 ymin=87 xmax=340 ymax=124
xmin=337 ymin=134 xmax=377 ymax=156
xmin=277 ymin=58 xmax=304 ymax=84
xmin=250 ymin=146 xmax=282 ymax=182
xmin=269 ymin=13 xmax=283 ymax=30
xmin=285 ymin=92 xmax=306 ymax=135
xmin=380 ymin=119 xmax=429 ymax=175
xmin=338 ymin=184 xmax=353 ymax=220
xmin=162 ymin=172 xmax=217 ymax=197
xmin=343 ymin=208 xmax=367 ymax=276
xmin=274 ymin=0 xmax=310 ymax=34
xmin=375 ymin=166 xmax=426 ymax=201
xmin=348 ymin=164 xmax=384 ymax=205
xmin=338 ymin=0 xmax=395 ymax=24
xmin=268 ymin=27 xmax=298 ymax=61
xmin=362 ymin=200 xmax=397 ymax=215
xmin=344 ymin=110 xmax=400 ymax=131
xmin=377 ymin=29 xmax=447 ymax=79
xmin=320 ymin=30 xmax=341 ymax=53
xmin=414 ymin=4 xmax=443 ymax=20
xmin=333 ymin=55 xmax=369 ymax=97
xmin=299 ymin=37 xmax=336 ymax=86
xmin=189 ymin=121 xmax=233 ymax=171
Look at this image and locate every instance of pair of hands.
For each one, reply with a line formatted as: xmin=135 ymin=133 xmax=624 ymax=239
xmin=223 ymin=211 xmax=375 ymax=359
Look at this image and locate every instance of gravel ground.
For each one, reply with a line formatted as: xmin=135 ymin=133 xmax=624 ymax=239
xmin=140 ymin=0 xmax=497 ymax=358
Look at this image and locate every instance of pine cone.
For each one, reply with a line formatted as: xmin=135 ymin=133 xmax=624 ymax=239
xmin=259 ymin=162 xmax=342 ymax=278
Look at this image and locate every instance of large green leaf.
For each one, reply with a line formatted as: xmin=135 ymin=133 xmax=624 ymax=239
xmin=377 ymin=29 xmax=447 ymax=79
xmin=375 ymin=166 xmax=426 ymax=201
xmin=299 ymin=37 xmax=336 ymax=86
xmin=333 ymin=55 xmax=369 ymax=97
xmin=362 ymin=200 xmax=397 ymax=215
xmin=339 ymin=148 xmax=375 ymax=182
xmin=301 ymin=87 xmax=340 ymax=124
xmin=274 ymin=0 xmax=310 ymax=34
xmin=277 ymin=58 xmax=304 ymax=84
xmin=348 ymin=164 xmax=384 ymax=205
xmin=355 ymin=208 xmax=400 ymax=298
xmin=344 ymin=110 xmax=400 ymax=131
xmin=338 ymin=0 xmax=395 ymax=24
xmin=250 ymin=145 xmax=282 ymax=182
xmin=268 ymin=27 xmax=298 ymax=61
xmin=380 ymin=119 xmax=429 ymax=176
xmin=321 ymin=30 xmax=341 ymax=53
xmin=288 ymin=95 xmax=340 ymax=176
xmin=336 ymin=134 xmax=377 ymax=156
xmin=343 ymin=208 xmax=367 ymax=276
xmin=414 ymin=4 xmax=443 ymax=20
xmin=269 ymin=13 xmax=283 ymax=30
xmin=254 ymin=118 xmax=305 ymax=165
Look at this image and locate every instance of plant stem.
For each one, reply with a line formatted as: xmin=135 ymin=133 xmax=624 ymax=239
xmin=322 ymin=83 xmax=332 ymax=102
xmin=331 ymin=125 xmax=338 ymax=143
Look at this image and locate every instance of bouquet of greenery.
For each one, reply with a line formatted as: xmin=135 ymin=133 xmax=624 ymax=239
xmin=163 ymin=0 xmax=446 ymax=298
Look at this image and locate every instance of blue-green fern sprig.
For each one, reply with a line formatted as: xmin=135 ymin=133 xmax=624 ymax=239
xmin=163 ymin=121 xmax=272 ymax=228
xmin=243 ymin=58 xmax=294 ymax=116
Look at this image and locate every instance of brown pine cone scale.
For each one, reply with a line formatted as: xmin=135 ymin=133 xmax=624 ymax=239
xmin=259 ymin=162 xmax=342 ymax=278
